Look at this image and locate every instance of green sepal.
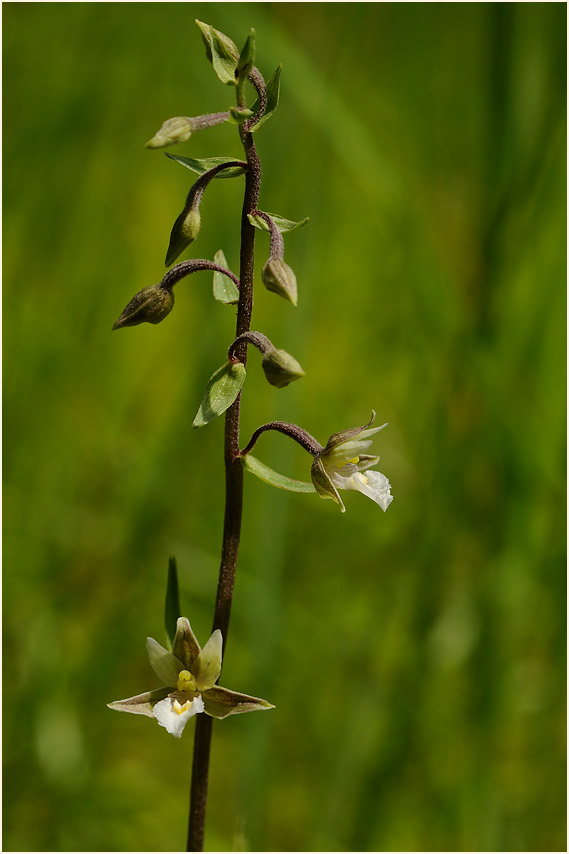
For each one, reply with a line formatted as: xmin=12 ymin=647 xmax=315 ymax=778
xmin=107 ymin=687 xmax=170 ymax=718
xmin=193 ymin=630 xmax=223 ymax=691
xmin=242 ymin=454 xmax=316 ymax=493
xmin=202 ymin=685 xmax=274 ymax=719
xmin=237 ymin=30 xmax=256 ymax=82
xmin=192 ymin=361 xmax=246 ymax=428
xmin=172 ymin=617 xmax=201 ymax=671
xmin=249 ymin=64 xmax=282 ymax=131
xmin=195 ymin=20 xmax=239 ymax=86
xmin=213 ymin=250 xmax=239 ymax=304
xmin=164 ymin=556 xmax=181 ymax=651
xmin=247 ymin=212 xmax=309 ymax=233
xmin=165 ymin=153 xmax=247 ymax=179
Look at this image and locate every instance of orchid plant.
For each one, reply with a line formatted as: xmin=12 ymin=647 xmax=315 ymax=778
xmin=109 ymin=20 xmax=392 ymax=852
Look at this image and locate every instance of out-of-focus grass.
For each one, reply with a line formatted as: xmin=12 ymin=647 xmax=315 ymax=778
xmin=3 ymin=3 xmax=566 ymax=851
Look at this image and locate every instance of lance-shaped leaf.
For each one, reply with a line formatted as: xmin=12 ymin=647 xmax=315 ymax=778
xmin=213 ymin=250 xmax=239 ymax=304
xmin=192 ymin=361 xmax=246 ymax=428
xmin=165 ymin=153 xmax=247 ymax=179
xmin=249 ymin=64 xmax=282 ymax=131
xmin=164 ymin=556 xmax=181 ymax=651
xmin=242 ymin=454 xmax=316 ymax=493
xmin=247 ymin=212 xmax=309 ymax=234
xmin=237 ymin=29 xmax=256 ymax=83
xmin=195 ymin=20 xmax=239 ymax=86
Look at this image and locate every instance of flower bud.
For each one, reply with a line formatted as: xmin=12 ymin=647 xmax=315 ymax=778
xmin=261 ymin=257 xmax=298 ymax=306
xmin=165 ymin=209 xmax=201 ymax=267
xmin=261 ymin=348 xmax=305 ymax=388
xmin=146 ymin=117 xmax=194 ymax=149
xmin=113 ymin=285 xmax=174 ymax=330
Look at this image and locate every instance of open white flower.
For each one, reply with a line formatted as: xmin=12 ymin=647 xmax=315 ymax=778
xmin=311 ymin=412 xmax=393 ymax=513
xmin=108 ymin=617 xmax=274 ymax=738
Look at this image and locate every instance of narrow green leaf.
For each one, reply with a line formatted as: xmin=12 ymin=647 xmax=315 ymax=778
xmin=242 ymin=454 xmax=316 ymax=493
xmin=193 ymin=362 xmax=246 ymax=428
xmin=249 ymin=64 xmax=282 ymax=131
xmin=213 ymin=250 xmax=239 ymax=304
xmin=247 ymin=212 xmax=309 ymax=234
xmin=237 ymin=30 xmax=256 ymax=82
xmin=165 ymin=153 xmax=246 ymax=179
xmin=195 ymin=20 xmax=239 ymax=86
xmin=164 ymin=556 xmax=181 ymax=651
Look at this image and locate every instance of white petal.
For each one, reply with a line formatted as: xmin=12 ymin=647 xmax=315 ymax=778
xmin=146 ymin=638 xmax=185 ymax=687
xmin=343 ymin=470 xmax=393 ymax=511
xmin=152 ymin=695 xmax=205 ymax=738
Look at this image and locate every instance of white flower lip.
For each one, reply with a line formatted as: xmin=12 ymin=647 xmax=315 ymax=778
xmin=153 ymin=694 xmax=205 ymax=738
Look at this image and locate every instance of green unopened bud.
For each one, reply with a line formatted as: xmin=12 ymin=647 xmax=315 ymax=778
xmin=146 ymin=117 xmax=193 ymax=149
xmin=262 ymin=348 xmax=305 ymax=388
xmin=165 ymin=209 xmax=201 ymax=267
xmin=261 ymin=257 xmax=298 ymax=306
xmin=113 ymin=285 xmax=174 ymax=330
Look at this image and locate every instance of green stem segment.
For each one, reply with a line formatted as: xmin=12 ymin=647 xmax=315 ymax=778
xmin=186 ymin=117 xmax=262 ymax=854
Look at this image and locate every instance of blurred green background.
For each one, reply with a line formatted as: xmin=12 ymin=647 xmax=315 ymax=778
xmin=3 ymin=3 xmax=566 ymax=851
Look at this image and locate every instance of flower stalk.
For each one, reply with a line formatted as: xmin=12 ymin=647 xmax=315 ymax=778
xmin=186 ymin=81 xmax=263 ymax=854
xmin=109 ymin=18 xmax=392 ymax=854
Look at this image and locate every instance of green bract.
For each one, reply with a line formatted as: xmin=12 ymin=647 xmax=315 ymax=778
xmin=242 ymin=454 xmax=316 ymax=493
xmin=195 ymin=19 xmax=239 ymax=86
xmin=213 ymin=250 xmax=239 ymax=305
xmin=165 ymin=153 xmax=247 ymax=179
xmin=108 ymin=617 xmax=274 ymax=737
xmin=164 ymin=556 xmax=181 ymax=650
xmin=192 ymin=361 xmax=246 ymax=428
xmin=237 ymin=29 xmax=256 ymax=83
xmin=249 ymin=65 xmax=282 ymax=131
xmin=248 ymin=212 xmax=309 ymax=233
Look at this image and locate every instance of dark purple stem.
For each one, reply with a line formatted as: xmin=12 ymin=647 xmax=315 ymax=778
xmin=252 ymin=210 xmax=284 ymax=258
xmin=240 ymin=421 xmax=323 ymax=458
xmin=228 ymin=331 xmax=272 ymax=362
xmin=190 ymin=111 xmax=231 ymax=130
xmin=161 ymin=260 xmax=240 ymax=291
xmin=184 ymin=160 xmax=248 ymax=211
xmin=243 ymin=67 xmax=267 ymax=132
xmin=186 ymin=89 xmax=264 ymax=854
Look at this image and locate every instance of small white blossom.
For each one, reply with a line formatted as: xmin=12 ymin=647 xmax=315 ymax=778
xmin=108 ymin=618 xmax=274 ymax=738
xmin=311 ymin=412 xmax=393 ymax=513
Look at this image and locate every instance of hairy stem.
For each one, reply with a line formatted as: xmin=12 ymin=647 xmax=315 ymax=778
xmin=186 ymin=124 xmax=261 ymax=854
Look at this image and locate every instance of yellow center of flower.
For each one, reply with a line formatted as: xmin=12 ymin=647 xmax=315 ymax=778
xmin=177 ymin=670 xmax=197 ymax=693
xmin=349 ymin=457 xmax=360 ymax=464
xmin=172 ymin=698 xmax=193 ymax=715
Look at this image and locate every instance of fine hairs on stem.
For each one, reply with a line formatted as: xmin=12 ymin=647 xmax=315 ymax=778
xmin=108 ymin=19 xmax=393 ymax=852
